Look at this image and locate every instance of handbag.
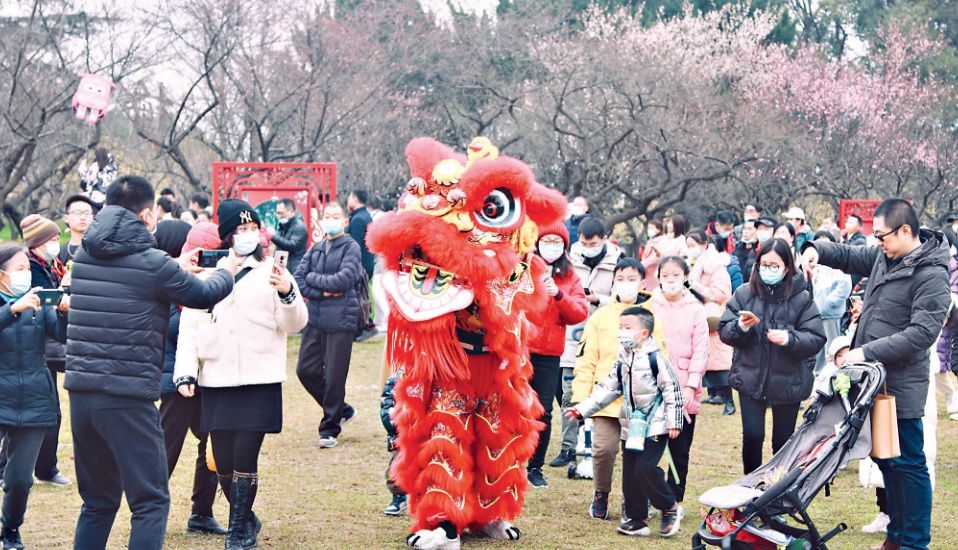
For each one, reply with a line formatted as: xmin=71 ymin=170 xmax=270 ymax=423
xmin=870 ymin=383 xmax=900 ymax=459
xmin=624 ymin=352 xmax=663 ymax=452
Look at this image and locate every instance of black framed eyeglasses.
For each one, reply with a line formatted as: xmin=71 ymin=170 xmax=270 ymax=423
xmin=874 ymin=225 xmax=903 ymax=242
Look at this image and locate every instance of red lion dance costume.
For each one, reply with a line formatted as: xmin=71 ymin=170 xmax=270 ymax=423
xmin=367 ymin=137 xmax=567 ymax=550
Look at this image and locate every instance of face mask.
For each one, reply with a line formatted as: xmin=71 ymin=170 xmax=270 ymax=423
xmin=618 ymin=329 xmax=638 ymax=351
xmin=44 ymin=242 xmax=61 ymax=261
xmin=757 ymin=231 xmax=773 ymax=242
xmin=579 ymin=243 xmax=604 ymax=259
xmin=233 ymin=231 xmax=260 ymax=256
xmin=321 ymin=219 xmax=344 ymax=237
xmin=759 ymin=266 xmax=785 ymax=286
xmin=569 ymin=206 xmax=586 ymax=218
xmin=647 ymin=227 xmax=659 ymax=239
xmin=278 ymin=216 xmax=290 ymax=225
xmin=719 ymin=231 xmax=731 ymax=239
xmin=660 ymin=280 xmax=684 ymax=297
xmin=613 ymin=281 xmax=641 ymax=303
xmin=687 ymin=247 xmax=703 ymax=260
xmin=1 ymin=270 xmax=32 ymax=299
xmin=742 ymin=237 xmax=757 ymax=244
xmin=537 ymin=241 xmax=565 ymax=263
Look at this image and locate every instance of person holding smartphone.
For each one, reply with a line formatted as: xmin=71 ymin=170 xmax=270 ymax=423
xmin=175 ymin=200 xmax=308 ymax=550
xmin=719 ymin=237 xmax=825 ymax=475
xmin=0 ymin=245 xmax=68 ymax=549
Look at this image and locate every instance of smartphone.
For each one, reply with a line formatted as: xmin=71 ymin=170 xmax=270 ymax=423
xmin=36 ymin=289 xmax=64 ymax=307
xmin=198 ymin=250 xmax=229 ymax=269
xmin=739 ymin=310 xmax=760 ymax=321
xmin=274 ymin=250 xmax=289 ymax=271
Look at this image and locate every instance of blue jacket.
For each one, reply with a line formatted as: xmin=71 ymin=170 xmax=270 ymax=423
xmin=161 ymin=304 xmax=181 ymax=395
xmin=294 ymin=235 xmax=364 ymax=333
xmin=65 ymin=206 xmax=234 ymax=401
xmin=0 ymin=298 xmax=67 ymax=428
xmin=726 ymin=254 xmax=744 ymax=292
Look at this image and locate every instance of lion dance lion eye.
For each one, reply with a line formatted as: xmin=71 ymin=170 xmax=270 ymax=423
xmin=476 ymin=188 xmax=520 ymax=228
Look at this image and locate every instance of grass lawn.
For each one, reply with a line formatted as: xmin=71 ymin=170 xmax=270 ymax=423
xmin=22 ymin=337 xmax=957 ymax=549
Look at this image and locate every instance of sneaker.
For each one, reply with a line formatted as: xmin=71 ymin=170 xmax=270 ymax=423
xmin=589 ymin=491 xmax=609 ymax=520
xmin=36 ymin=473 xmax=72 ymax=487
xmin=187 ymin=514 xmax=227 ymax=535
xmin=950 ymin=413 xmax=958 ymax=422
xmin=355 ymin=328 xmax=380 ymax=343
xmin=723 ymin=400 xmax=736 ymax=415
xmin=617 ymin=518 xmax=651 ymax=537
xmin=527 ymin=468 xmax=548 ymax=488
xmin=701 ymin=395 xmax=724 ymax=405
xmin=659 ymin=504 xmax=684 ymax=537
xmin=548 ymin=449 xmax=576 ymax=468
xmin=384 ymin=494 xmax=408 ymax=516
xmin=318 ymin=436 xmax=338 ymax=449
xmin=1 ymin=527 xmax=23 ymax=550
xmin=340 ymin=406 xmax=358 ymax=427
xmin=861 ymin=512 xmax=890 ymax=534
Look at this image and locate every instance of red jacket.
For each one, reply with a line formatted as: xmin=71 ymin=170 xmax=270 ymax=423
xmin=530 ymin=267 xmax=589 ymax=356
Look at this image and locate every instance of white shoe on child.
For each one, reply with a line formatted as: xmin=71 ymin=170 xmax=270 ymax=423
xmin=861 ymin=512 xmax=890 ymax=534
xmin=406 ymin=527 xmax=460 ymax=550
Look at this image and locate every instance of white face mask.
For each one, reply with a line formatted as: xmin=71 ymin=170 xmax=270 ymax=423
xmin=43 ymin=242 xmax=60 ymax=261
xmin=647 ymin=227 xmax=659 ymax=239
xmin=1 ymin=270 xmax=32 ymax=298
xmin=687 ymin=247 xmax=703 ymax=260
xmin=233 ymin=231 xmax=260 ymax=256
xmin=757 ymin=230 xmax=774 ymax=242
xmin=613 ymin=281 xmax=641 ymax=304
xmin=579 ymin=243 xmax=604 ymax=259
xmin=538 ymin=241 xmax=565 ymax=263
xmin=660 ymin=280 xmax=685 ymax=297
xmin=569 ymin=205 xmax=586 ymax=218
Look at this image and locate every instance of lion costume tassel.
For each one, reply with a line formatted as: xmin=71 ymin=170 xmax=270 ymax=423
xmin=367 ymin=137 xmax=567 ymax=549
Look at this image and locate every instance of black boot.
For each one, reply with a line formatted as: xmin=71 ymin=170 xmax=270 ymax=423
xmin=722 ymin=390 xmax=736 ymax=416
xmin=548 ymin=448 xmax=576 ymax=468
xmin=219 ymin=473 xmax=261 ymax=547
xmin=225 ymin=471 xmax=258 ymax=550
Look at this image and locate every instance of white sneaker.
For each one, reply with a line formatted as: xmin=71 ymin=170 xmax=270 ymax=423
xmin=861 ymin=512 xmax=890 ymax=534
xmin=950 ymin=413 xmax=958 ymax=422
xmin=318 ymin=436 xmax=338 ymax=449
xmin=482 ymin=520 xmax=521 ymax=541
xmin=406 ymin=527 xmax=460 ymax=550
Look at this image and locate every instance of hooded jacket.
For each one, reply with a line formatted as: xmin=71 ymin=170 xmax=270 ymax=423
xmin=65 ymin=206 xmax=234 ymax=400
xmin=809 ymin=230 xmax=951 ymax=418
xmin=0 ymin=298 xmax=66 ymax=427
xmin=529 ymin=222 xmax=590 ymax=357
xmin=690 ymin=249 xmax=735 ymax=373
xmin=719 ymin=272 xmax=826 ymax=404
xmin=571 ymin=293 xmax=666 ymax=417
xmin=574 ymin=340 xmax=684 ymax=440
xmin=651 ymin=290 xmax=710 ymax=415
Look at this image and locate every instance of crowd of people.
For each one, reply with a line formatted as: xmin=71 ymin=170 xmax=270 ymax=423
xmin=0 ymin=167 xmax=954 ymax=550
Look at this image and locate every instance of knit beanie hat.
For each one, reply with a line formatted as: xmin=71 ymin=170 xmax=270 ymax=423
xmin=216 ymin=199 xmax=260 ymax=240
xmin=20 ymin=214 xmax=61 ymax=249
xmin=537 ymin=220 xmax=570 ymax=249
xmin=154 ymin=219 xmax=192 ymax=258
xmin=182 ymin=222 xmax=222 ymax=255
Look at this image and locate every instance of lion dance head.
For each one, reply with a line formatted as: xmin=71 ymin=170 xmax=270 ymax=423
xmin=367 ymin=137 xmax=567 ymax=382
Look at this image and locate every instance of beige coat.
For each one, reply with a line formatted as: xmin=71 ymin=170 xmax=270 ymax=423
xmin=175 ymin=257 xmax=308 ymax=388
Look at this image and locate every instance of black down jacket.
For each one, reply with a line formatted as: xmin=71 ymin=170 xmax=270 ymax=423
xmin=65 ymin=206 xmax=234 ymax=401
xmin=0 ymin=298 xmax=67 ymax=428
xmin=294 ymin=235 xmax=364 ymax=333
xmin=809 ymin=229 xmax=951 ymax=418
xmin=719 ymin=273 xmax=826 ymax=405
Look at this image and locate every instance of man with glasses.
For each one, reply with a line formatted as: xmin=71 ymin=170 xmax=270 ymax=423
xmin=801 ymin=198 xmax=949 ymax=550
xmin=59 ymin=195 xmax=98 ymax=268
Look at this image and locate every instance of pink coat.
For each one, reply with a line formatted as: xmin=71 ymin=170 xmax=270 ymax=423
xmin=652 ymin=290 xmax=710 ymax=415
xmin=689 ymin=250 xmax=733 ymax=372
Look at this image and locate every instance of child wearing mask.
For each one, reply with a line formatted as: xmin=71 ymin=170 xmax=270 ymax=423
xmin=651 ymin=256 xmax=709 ymax=504
xmin=641 ymin=219 xmax=669 ymax=291
xmin=0 ymin=245 xmax=68 ymax=549
xmin=565 ymin=307 xmax=684 ymax=538
xmin=571 ymin=258 xmax=666 ymax=521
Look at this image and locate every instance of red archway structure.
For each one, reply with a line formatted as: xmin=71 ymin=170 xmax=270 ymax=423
xmin=839 ymin=199 xmax=882 ymax=235
xmin=211 ymin=162 xmax=337 ymax=245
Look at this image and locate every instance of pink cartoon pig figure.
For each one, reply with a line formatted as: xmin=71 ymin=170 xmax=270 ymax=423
xmin=71 ymin=74 xmax=115 ymax=125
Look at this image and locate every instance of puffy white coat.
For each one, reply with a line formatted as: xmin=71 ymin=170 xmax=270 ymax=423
xmin=175 ymin=257 xmax=308 ymax=387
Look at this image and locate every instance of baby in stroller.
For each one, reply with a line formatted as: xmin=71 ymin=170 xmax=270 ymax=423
xmin=692 ymin=361 xmax=886 ymax=550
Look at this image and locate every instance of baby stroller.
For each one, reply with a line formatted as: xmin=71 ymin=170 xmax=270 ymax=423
xmin=692 ymin=362 xmax=885 ymax=550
